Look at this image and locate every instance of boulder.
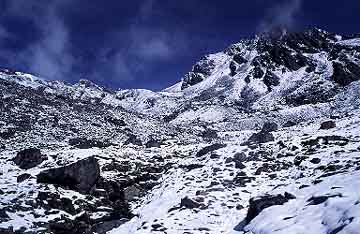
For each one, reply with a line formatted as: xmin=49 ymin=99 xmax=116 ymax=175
xmin=145 ymin=138 xmax=161 ymax=148
xmin=12 ymin=148 xmax=47 ymax=169
xmin=196 ymin=143 xmax=226 ymax=157
xmin=246 ymin=131 xmax=275 ymax=144
xmin=37 ymin=157 xmax=100 ymax=194
xmin=262 ymin=122 xmax=278 ymax=132
xmin=124 ymin=134 xmax=142 ymax=146
xmin=230 ymin=61 xmax=237 ymax=76
xmin=245 ymin=193 xmax=292 ymax=224
xmin=180 ymin=197 xmax=201 ymax=209
xmin=68 ymin=138 xmax=112 ymax=149
xmin=17 ymin=173 xmax=32 ymax=183
xmin=320 ymin=120 xmax=336 ymax=130
xmin=233 ymin=54 xmax=247 ymax=64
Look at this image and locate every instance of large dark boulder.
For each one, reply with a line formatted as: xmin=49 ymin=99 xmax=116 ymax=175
xmin=246 ymin=131 xmax=275 ymax=145
xmin=230 ymin=61 xmax=237 ymax=76
xmin=180 ymin=197 xmax=201 ymax=209
xmin=233 ymin=54 xmax=247 ymax=64
xmin=37 ymin=157 xmax=100 ymax=194
xmin=12 ymin=148 xmax=47 ymax=169
xmin=196 ymin=143 xmax=226 ymax=157
xmin=319 ymin=120 xmax=336 ymax=130
xmin=245 ymin=193 xmax=293 ymax=224
xmin=145 ymin=138 xmax=161 ymax=148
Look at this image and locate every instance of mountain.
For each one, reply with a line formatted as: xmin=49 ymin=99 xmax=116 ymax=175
xmin=1 ymin=28 xmax=360 ymax=234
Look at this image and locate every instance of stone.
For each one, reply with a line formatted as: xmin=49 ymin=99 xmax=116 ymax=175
xmin=17 ymin=173 xmax=32 ymax=183
xmin=230 ymin=61 xmax=237 ymax=76
xmin=196 ymin=143 xmax=226 ymax=157
xmin=262 ymin=122 xmax=278 ymax=132
xmin=310 ymin=158 xmax=321 ymax=164
xmin=245 ymin=194 xmax=290 ymax=224
xmin=124 ymin=185 xmax=142 ymax=201
xmin=12 ymin=148 xmax=47 ymax=169
xmin=320 ymin=120 xmax=336 ymax=130
xmin=145 ymin=138 xmax=161 ymax=148
xmin=124 ymin=134 xmax=142 ymax=146
xmin=246 ymin=131 xmax=275 ymax=144
xmin=37 ymin=156 xmax=100 ymax=194
xmin=68 ymin=138 xmax=112 ymax=149
xmin=233 ymin=54 xmax=247 ymax=64
xmin=180 ymin=197 xmax=200 ymax=209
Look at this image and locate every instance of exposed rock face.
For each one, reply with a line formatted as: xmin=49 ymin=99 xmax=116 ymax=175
xmin=12 ymin=148 xmax=47 ymax=169
xmin=332 ymin=60 xmax=360 ymax=86
xmin=37 ymin=156 xmax=100 ymax=194
xmin=181 ymin=56 xmax=216 ymax=89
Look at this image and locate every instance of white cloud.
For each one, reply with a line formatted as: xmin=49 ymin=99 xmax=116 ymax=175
xmin=258 ymin=0 xmax=303 ymax=32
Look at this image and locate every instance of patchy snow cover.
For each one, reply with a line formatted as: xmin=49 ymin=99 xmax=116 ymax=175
xmin=336 ymin=38 xmax=360 ymax=47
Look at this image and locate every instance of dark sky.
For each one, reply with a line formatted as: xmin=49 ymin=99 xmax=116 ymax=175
xmin=0 ymin=0 xmax=359 ymax=90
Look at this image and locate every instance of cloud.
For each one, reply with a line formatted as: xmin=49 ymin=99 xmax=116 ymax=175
xmin=0 ymin=1 xmax=74 ymax=80
xmin=257 ymin=0 xmax=303 ymax=32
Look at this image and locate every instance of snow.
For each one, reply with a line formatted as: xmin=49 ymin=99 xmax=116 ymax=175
xmin=336 ymin=38 xmax=360 ymax=47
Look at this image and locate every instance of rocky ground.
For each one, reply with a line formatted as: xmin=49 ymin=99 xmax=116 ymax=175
xmin=1 ymin=28 xmax=360 ymax=234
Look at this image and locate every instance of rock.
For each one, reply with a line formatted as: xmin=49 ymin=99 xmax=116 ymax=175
xmin=201 ymin=128 xmax=218 ymax=139
xmin=294 ymin=156 xmax=307 ymax=166
xmin=104 ymin=116 xmax=126 ymax=127
xmin=0 ymin=208 xmax=10 ymax=220
xmin=0 ymin=227 xmax=14 ymax=234
xmin=17 ymin=173 xmax=32 ymax=183
xmin=145 ymin=138 xmax=161 ymax=148
xmin=230 ymin=61 xmax=237 ymax=76
xmin=263 ymin=72 xmax=280 ymax=91
xmin=124 ymin=185 xmax=142 ymax=201
xmin=68 ymin=138 xmax=112 ymax=149
xmin=124 ymin=134 xmax=142 ymax=146
xmin=233 ymin=171 xmax=255 ymax=187
xmin=179 ymin=164 xmax=204 ymax=171
xmin=233 ymin=54 xmax=247 ymax=64
xmin=320 ymin=120 xmax=336 ymax=130
xmin=12 ymin=148 xmax=47 ymax=169
xmin=196 ymin=143 xmax=226 ymax=157
xmin=332 ymin=60 xmax=360 ymax=86
xmin=180 ymin=196 xmax=201 ymax=209
xmin=262 ymin=122 xmax=278 ymax=132
xmin=235 ymin=161 xmax=246 ymax=169
xmin=37 ymin=157 xmax=100 ymax=194
xmin=245 ymin=194 xmax=290 ymax=224
xmin=92 ymin=219 xmax=128 ymax=234
xmin=283 ymin=121 xmax=296 ymax=127
xmin=310 ymin=158 xmax=321 ymax=164
xmin=246 ymin=131 xmax=275 ymax=144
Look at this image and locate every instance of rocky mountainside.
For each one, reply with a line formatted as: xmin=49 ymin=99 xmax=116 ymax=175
xmin=1 ymin=28 xmax=360 ymax=234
